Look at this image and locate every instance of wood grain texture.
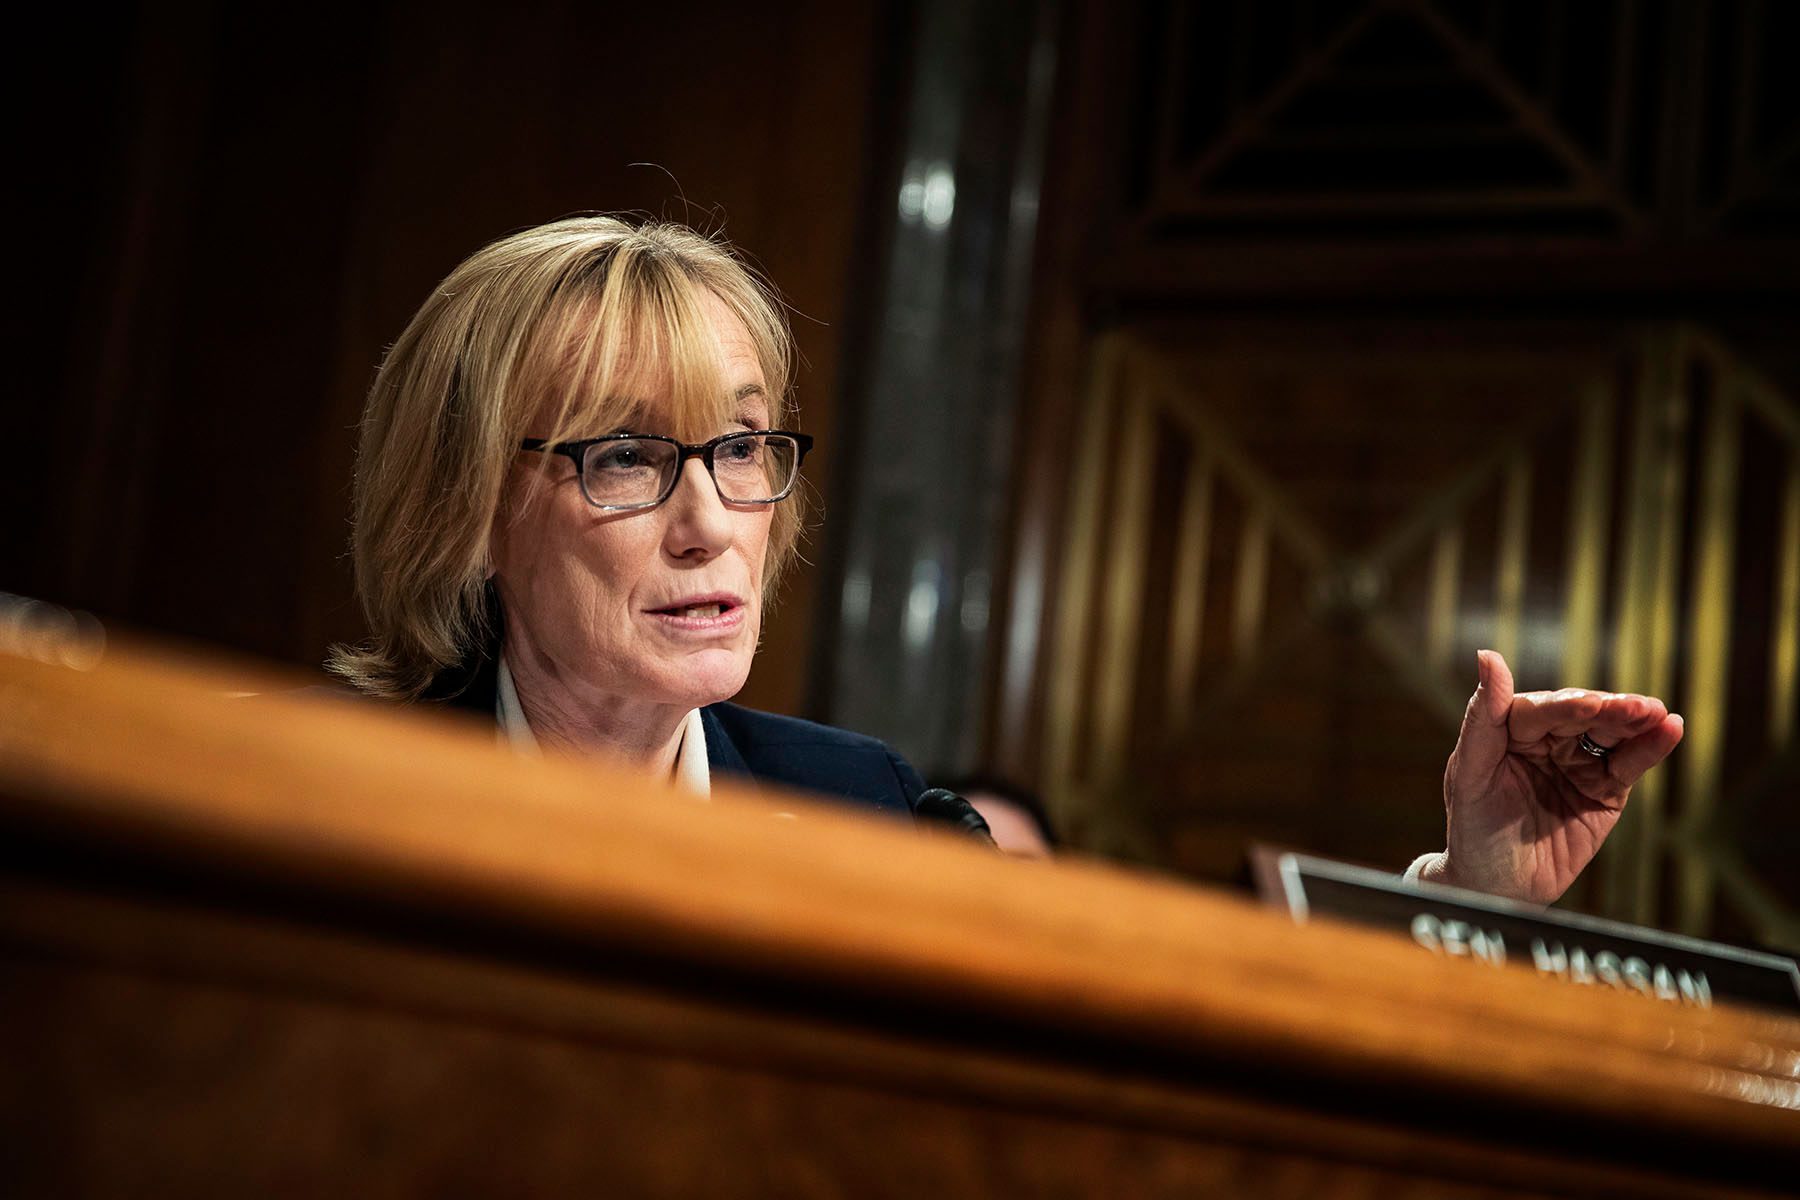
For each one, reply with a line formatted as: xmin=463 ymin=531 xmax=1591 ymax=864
xmin=1 ymin=635 xmax=1797 ymax=1195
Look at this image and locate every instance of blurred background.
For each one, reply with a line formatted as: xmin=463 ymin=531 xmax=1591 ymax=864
xmin=11 ymin=0 xmax=1799 ymax=948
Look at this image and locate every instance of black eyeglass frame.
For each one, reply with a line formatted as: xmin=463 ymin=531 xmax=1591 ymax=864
xmin=518 ymin=429 xmax=814 ymax=512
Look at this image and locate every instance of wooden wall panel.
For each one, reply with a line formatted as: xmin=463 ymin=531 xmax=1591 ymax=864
xmin=11 ymin=0 xmax=884 ymax=718
xmin=991 ymin=0 xmax=1800 ymax=945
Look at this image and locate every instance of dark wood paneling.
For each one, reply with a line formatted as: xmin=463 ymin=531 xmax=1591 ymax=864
xmin=990 ymin=0 xmax=1800 ymax=943
xmin=13 ymin=0 xmax=882 ymax=718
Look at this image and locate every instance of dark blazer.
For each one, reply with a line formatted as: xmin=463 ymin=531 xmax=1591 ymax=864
xmin=420 ymin=621 xmax=922 ymax=822
xmin=699 ymin=702 xmax=922 ymax=821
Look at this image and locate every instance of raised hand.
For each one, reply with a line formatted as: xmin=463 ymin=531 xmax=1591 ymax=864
xmin=1417 ymin=650 xmax=1685 ymax=903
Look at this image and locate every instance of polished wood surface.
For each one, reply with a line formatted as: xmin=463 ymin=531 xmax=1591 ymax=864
xmin=1 ymin=635 xmax=1796 ymax=1195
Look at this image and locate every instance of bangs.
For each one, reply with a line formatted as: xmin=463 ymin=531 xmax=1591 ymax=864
xmin=329 ymin=214 xmax=810 ymax=701
xmin=525 ymin=246 xmax=777 ymax=449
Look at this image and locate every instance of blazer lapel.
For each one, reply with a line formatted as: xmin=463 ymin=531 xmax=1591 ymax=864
xmin=701 ymin=705 xmax=754 ymax=783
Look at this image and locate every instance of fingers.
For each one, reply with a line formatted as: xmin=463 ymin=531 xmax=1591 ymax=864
xmin=1507 ymin=687 xmax=1668 ymax=746
xmin=1573 ymin=692 xmax=1670 ymax=748
xmin=1450 ymin=650 xmax=1513 ymax=787
xmin=1606 ymin=713 xmax=1686 ymax=790
xmin=1483 ymin=649 xmax=1515 ymax=712
xmin=1581 ymin=693 xmax=1672 ymax=750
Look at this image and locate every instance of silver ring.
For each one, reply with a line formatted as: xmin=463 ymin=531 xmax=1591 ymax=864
xmin=1578 ymin=732 xmax=1613 ymax=758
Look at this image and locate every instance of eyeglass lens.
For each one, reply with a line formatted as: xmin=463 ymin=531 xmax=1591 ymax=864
xmin=579 ymin=434 xmax=800 ymax=507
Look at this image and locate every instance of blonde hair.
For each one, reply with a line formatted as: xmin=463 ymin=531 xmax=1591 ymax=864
xmin=327 ymin=215 xmax=806 ymax=700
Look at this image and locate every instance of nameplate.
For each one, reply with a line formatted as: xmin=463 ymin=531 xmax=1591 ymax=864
xmin=1251 ymin=849 xmax=1800 ymax=1014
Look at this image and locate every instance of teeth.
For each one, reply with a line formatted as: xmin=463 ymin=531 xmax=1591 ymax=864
xmin=681 ymin=604 xmax=724 ymax=618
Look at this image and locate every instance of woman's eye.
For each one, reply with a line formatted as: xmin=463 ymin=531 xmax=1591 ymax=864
xmin=592 ymin=444 xmax=648 ymax=471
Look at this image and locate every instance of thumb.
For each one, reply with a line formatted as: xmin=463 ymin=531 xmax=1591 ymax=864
xmin=1452 ymin=649 xmax=1514 ymax=786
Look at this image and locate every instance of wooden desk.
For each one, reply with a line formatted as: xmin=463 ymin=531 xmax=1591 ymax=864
xmin=1 ymin=638 xmax=1795 ymax=1196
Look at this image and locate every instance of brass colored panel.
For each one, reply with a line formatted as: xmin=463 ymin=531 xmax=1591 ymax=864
xmin=1633 ymin=336 xmax=1691 ymax=926
xmin=1775 ymin=450 xmax=1800 ymax=748
xmin=1167 ymin=453 xmax=1214 ymax=730
xmin=1128 ymin=341 xmax=1332 ymax=572
xmin=1603 ymin=332 xmax=1686 ymax=925
xmin=1426 ymin=526 xmax=1461 ymax=676
xmin=1362 ymin=417 xmax=1563 ymax=582
xmin=1232 ymin=506 xmax=1269 ymax=665
xmin=1093 ymin=364 xmax=1158 ymax=786
xmin=1675 ymin=382 xmax=1740 ymax=934
xmin=1601 ymin=348 xmax=1653 ymax=923
xmin=1493 ymin=452 xmax=1532 ymax=668
xmin=1690 ymin=328 xmax=1800 ymax=443
xmin=1709 ymin=842 xmax=1800 ymax=954
xmin=1695 ymin=324 xmax=1800 ymax=746
xmin=1043 ymin=337 xmax=1119 ymax=818
xmin=1560 ymin=384 xmax=1615 ymax=688
xmin=1362 ymin=611 xmax=1469 ymax=730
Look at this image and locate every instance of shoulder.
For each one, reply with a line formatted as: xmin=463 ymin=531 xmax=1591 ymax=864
xmin=702 ymin=703 xmax=922 ymax=820
xmin=703 ymin=703 xmax=891 ymax=752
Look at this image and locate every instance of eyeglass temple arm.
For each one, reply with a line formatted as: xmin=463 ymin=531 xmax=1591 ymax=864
xmin=518 ymin=438 xmax=586 ymax=466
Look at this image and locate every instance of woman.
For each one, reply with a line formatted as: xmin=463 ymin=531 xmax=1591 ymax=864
xmin=330 ymin=215 xmax=1685 ymax=901
xmin=328 ymin=216 xmax=919 ymax=817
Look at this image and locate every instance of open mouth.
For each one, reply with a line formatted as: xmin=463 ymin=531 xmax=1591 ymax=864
xmin=652 ymin=600 xmax=739 ymax=619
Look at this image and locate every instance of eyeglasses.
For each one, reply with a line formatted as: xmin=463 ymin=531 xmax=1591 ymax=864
xmin=518 ymin=430 xmax=814 ymax=512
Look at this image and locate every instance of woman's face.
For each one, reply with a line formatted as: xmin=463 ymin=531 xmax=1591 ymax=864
xmin=491 ymin=292 xmax=776 ymax=715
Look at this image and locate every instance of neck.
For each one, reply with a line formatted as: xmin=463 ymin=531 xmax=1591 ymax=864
xmin=501 ymin=637 xmax=689 ymax=777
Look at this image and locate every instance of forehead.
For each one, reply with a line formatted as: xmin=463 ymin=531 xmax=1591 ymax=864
xmin=608 ymin=384 xmax=770 ymax=436
xmin=542 ymin=287 xmax=775 ymax=441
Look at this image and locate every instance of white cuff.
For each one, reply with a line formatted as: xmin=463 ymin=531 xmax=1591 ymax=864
xmin=1402 ymin=851 xmax=1443 ymax=884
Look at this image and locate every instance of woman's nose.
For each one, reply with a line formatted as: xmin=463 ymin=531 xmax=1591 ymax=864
xmin=661 ymin=458 xmax=733 ymax=559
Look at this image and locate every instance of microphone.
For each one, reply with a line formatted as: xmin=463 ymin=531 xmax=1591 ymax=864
xmin=913 ymin=788 xmax=998 ymax=849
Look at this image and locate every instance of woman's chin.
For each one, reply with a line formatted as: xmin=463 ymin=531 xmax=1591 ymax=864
xmin=654 ymin=649 xmax=751 ymax=709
